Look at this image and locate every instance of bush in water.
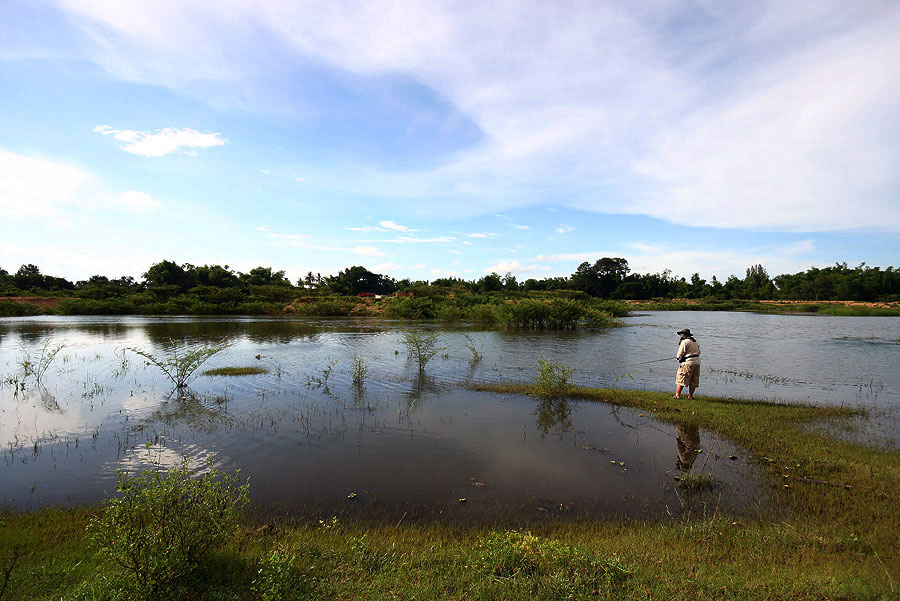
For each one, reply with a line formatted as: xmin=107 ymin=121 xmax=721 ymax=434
xmin=534 ymin=356 xmax=573 ymax=398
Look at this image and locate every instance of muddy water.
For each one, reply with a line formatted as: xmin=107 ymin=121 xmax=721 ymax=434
xmin=3 ymin=311 xmax=895 ymax=521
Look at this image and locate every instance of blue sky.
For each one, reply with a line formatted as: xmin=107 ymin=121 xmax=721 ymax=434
xmin=1 ymin=0 xmax=898 ymax=284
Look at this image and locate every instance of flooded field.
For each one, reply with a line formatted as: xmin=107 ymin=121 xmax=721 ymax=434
xmin=2 ymin=311 xmax=897 ymax=522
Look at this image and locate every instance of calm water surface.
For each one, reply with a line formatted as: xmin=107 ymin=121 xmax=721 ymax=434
xmin=2 ymin=311 xmax=897 ymax=521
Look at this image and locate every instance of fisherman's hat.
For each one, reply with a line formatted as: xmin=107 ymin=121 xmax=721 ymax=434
xmin=676 ymin=328 xmax=693 ymax=336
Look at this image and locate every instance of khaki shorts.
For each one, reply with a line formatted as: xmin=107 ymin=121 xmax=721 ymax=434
xmin=676 ymin=363 xmax=700 ymax=388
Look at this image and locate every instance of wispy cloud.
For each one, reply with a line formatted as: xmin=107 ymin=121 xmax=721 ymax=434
xmin=94 ymin=125 xmax=228 ymax=157
xmin=118 ymin=190 xmax=160 ymax=211
xmin=467 ymin=232 xmax=499 ymax=239
xmin=555 ymin=225 xmax=575 ymax=234
xmin=379 ymin=220 xmax=418 ymax=232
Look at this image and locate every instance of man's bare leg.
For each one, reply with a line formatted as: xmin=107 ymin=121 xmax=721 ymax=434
xmin=688 ymin=385 xmax=696 ymax=399
xmin=675 ymin=384 xmax=684 ymax=399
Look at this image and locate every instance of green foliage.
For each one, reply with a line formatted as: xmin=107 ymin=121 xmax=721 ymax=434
xmin=88 ymin=460 xmax=248 ymax=597
xmin=401 ymin=331 xmax=445 ymax=371
xmin=384 ymin=296 xmax=437 ymax=319
xmin=534 ymin=356 xmax=573 ymax=398
xmin=0 ymin=301 xmax=42 ymax=317
xmin=475 ymin=530 xmax=629 ymax=597
xmin=251 ymin=549 xmax=306 ymax=601
xmin=127 ymin=338 xmax=230 ymax=389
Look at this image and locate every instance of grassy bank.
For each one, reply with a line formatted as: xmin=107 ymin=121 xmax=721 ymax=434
xmin=2 ymin=387 xmax=898 ymax=600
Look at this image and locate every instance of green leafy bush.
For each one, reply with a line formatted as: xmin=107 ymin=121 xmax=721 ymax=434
xmin=89 ymin=461 xmax=248 ymax=597
xmin=127 ymin=338 xmax=230 ymax=389
xmin=534 ymin=356 xmax=573 ymax=398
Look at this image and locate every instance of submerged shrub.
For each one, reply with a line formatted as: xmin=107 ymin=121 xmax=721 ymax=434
xmin=534 ymin=356 xmax=573 ymax=398
xmin=89 ymin=461 xmax=248 ymax=597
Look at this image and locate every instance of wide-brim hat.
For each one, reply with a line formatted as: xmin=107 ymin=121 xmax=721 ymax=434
xmin=677 ymin=328 xmax=693 ymax=336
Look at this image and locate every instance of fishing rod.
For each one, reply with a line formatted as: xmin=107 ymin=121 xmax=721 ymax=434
xmin=615 ymin=356 xmax=677 ymax=368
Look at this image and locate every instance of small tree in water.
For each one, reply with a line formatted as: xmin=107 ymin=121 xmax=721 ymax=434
xmin=128 ymin=338 xmax=230 ymax=390
xmin=401 ymin=331 xmax=445 ymax=371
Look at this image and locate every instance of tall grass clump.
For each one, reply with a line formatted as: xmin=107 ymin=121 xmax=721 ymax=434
xmin=88 ymin=460 xmax=248 ymax=598
xmin=127 ymin=338 xmax=230 ymax=389
xmin=401 ymin=331 xmax=445 ymax=371
xmin=18 ymin=339 xmax=65 ymax=385
xmin=534 ymin=356 xmax=573 ymax=398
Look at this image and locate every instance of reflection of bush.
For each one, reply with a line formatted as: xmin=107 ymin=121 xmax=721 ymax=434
xmin=533 ymin=397 xmax=573 ymax=437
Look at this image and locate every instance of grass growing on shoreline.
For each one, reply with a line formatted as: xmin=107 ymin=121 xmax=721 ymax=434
xmin=2 ymin=385 xmax=898 ymax=600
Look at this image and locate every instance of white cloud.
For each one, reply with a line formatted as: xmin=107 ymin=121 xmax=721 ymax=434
xmin=355 ymin=236 xmax=455 ymax=244
xmin=352 ymin=245 xmax=386 ymax=256
xmin=379 ymin=220 xmax=417 ymax=232
xmin=295 ymin=177 xmax=305 ymax=182
xmin=42 ymin=1 xmax=900 ymax=231
xmin=483 ymin=260 xmax=539 ymax=274
xmin=467 ymin=232 xmax=499 ymax=239
xmin=118 ymin=190 xmax=160 ymax=211
xmin=0 ymin=149 xmax=91 ymax=217
xmin=94 ymin=125 xmax=228 ymax=157
xmin=555 ymin=225 xmax=575 ymax=234
xmin=268 ymin=232 xmax=308 ymax=240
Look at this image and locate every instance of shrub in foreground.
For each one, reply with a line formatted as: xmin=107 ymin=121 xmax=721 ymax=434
xmin=88 ymin=460 xmax=248 ymax=598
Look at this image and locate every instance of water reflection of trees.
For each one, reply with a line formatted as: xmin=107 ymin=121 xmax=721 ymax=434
xmin=533 ymin=397 xmax=573 ymax=437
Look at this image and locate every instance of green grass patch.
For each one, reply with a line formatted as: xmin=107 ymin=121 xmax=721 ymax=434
xmin=202 ymin=366 xmax=270 ymax=377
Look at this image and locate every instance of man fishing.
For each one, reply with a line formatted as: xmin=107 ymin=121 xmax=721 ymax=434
xmin=675 ymin=328 xmax=701 ymax=399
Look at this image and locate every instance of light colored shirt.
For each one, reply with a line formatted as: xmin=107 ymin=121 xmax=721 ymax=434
xmin=677 ymin=338 xmax=701 ymax=364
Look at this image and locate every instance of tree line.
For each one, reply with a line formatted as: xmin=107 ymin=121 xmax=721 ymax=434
xmin=2 ymin=258 xmax=899 ymax=303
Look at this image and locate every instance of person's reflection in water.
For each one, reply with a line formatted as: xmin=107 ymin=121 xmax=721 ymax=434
xmin=675 ymin=424 xmax=701 ymax=471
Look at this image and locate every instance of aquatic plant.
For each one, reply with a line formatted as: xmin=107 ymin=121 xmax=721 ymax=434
xmin=534 ymin=356 xmax=573 ymax=398
xmin=401 ymin=331 xmax=445 ymax=371
xmin=460 ymin=332 xmax=484 ymax=363
xmin=675 ymin=471 xmax=718 ymax=491
xmin=350 ymin=353 xmax=368 ymax=387
xmin=89 ymin=458 xmax=248 ymax=597
xmin=127 ymin=338 xmax=231 ymax=389
xmin=18 ymin=340 xmax=65 ymax=385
